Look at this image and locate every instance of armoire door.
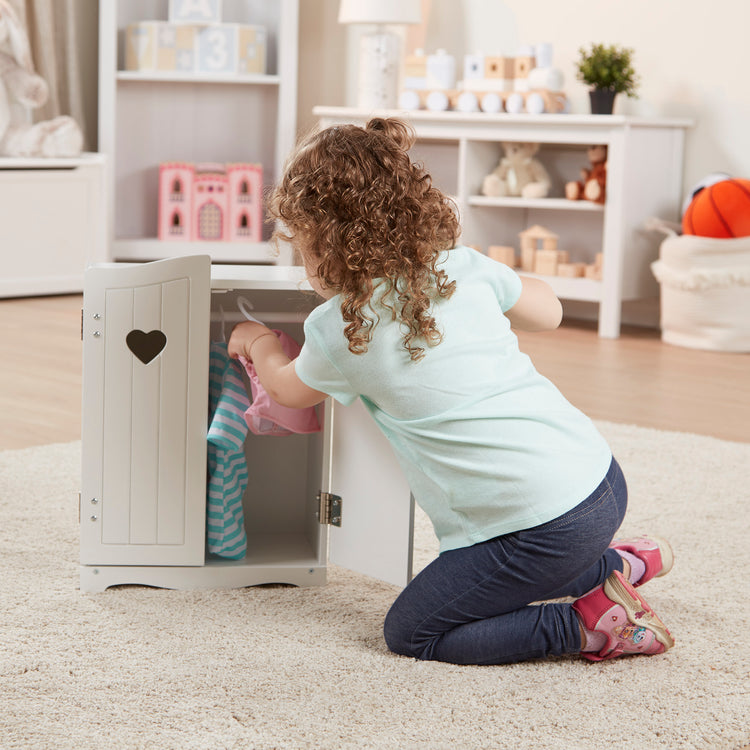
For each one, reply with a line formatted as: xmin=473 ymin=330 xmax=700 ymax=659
xmin=80 ymin=255 xmax=211 ymax=565
xmin=325 ymin=399 xmax=415 ymax=588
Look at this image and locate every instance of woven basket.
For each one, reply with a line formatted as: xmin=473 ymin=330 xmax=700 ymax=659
xmin=651 ymin=230 xmax=750 ymax=352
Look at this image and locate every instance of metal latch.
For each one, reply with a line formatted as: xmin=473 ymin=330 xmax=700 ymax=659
xmin=317 ymin=491 xmax=342 ymax=527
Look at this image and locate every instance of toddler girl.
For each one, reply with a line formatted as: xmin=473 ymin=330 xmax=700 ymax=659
xmin=228 ymin=118 xmax=674 ymax=665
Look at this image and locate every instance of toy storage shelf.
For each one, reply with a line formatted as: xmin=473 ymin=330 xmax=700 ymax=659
xmin=314 ymin=106 xmax=692 ymax=338
xmin=99 ymin=0 xmax=299 ymax=265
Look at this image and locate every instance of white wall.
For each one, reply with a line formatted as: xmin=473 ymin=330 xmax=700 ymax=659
xmin=299 ymin=0 xmax=750 ymax=200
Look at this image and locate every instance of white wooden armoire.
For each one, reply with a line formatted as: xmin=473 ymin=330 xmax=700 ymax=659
xmin=80 ymin=256 xmax=415 ymax=592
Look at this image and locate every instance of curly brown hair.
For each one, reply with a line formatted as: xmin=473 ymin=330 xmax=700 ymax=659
xmin=268 ymin=117 xmax=459 ymax=361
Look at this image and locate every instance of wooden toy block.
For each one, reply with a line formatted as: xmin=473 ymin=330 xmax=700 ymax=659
xmin=519 ymin=225 xmax=559 ymax=252
xmin=513 ymin=55 xmax=536 ymax=91
xmin=237 ymin=25 xmax=267 ymax=75
xmin=126 ymin=22 xmax=196 ymax=73
xmin=595 ymin=252 xmax=604 ymax=268
xmin=488 ymin=245 xmax=516 ymax=266
xmin=196 ymin=24 xmax=238 ymax=74
xmin=463 ymin=53 xmax=485 ymax=81
xmin=169 ymin=0 xmax=222 ymax=25
xmin=521 ymin=245 xmax=536 ymax=272
xmin=557 ymin=262 xmax=586 ymax=278
xmin=557 ymin=250 xmax=570 ymax=264
xmin=484 ymin=56 xmax=515 ymax=80
xmin=584 ymin=264 xmax=603 ymax=280
xmin=534 ymin=249 xmax=559 ymax=276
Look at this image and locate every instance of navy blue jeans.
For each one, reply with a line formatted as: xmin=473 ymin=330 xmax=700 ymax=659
xmin=383 ymin=457 xmax=628 ymax=665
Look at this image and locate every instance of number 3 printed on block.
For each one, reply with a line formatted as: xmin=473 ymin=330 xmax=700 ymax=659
xmin=197 ymin=26 xmax=238 ymax=74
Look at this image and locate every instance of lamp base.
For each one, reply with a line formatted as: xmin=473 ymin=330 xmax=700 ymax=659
xmin=357 ymin=29 xmax=400 ymax=110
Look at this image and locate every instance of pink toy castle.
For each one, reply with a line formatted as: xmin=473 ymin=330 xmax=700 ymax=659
xmin=158 ymin=162 xmax=263 ymax=242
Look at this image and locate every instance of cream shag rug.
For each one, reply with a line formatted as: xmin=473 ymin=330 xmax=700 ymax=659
xmin=1 ymin=422 xmax=749 ymax=750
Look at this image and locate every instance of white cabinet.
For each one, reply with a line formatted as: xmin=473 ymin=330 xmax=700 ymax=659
xmin=80 ymin=257 xmax=414 ymax=592
xmin=0 ymin=155 xmax=106 ymax=297
xmin=314 ymin=107 xmax=692 ymax=338
xmin=98 ymin=0 xmax=299 ymax=265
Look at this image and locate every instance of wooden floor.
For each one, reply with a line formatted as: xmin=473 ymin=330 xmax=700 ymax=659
xmin=1 ymin=293 xmax=748 ymax=450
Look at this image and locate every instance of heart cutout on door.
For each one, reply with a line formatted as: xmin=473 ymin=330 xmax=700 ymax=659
xmin=126 ymin=329 xmax=167 ymax=364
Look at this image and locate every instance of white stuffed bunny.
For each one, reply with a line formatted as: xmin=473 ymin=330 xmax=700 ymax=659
xmin=0 ymin=0 xmax=83 ymax=157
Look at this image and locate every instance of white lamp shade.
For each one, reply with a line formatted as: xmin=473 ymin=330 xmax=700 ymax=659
xmin=338 ymin=0 xmax=422 ymax=25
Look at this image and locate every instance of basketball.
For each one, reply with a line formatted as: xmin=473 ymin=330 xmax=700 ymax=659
xmin=682 ymin=178 xmax=750 ymax=238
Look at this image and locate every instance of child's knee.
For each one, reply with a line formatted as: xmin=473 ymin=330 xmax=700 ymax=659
xmin=383 ymin=608 xmax=421 ymax=658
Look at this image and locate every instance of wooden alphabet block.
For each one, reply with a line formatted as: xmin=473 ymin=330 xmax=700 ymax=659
xmin=196 ymin=24 xmax=238 ymax=74
xmin=488 ymin=245 xmax=516 ymax=267
xmin=169 ymin=0 xmax=222 ymax=25
xmin=237 ymin=25 xmax=267 ymax=74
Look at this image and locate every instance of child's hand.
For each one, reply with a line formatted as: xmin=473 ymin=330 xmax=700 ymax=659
xmin=227 ymin=321 xmax=275 ymax=362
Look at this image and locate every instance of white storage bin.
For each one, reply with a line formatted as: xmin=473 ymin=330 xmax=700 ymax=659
xmin=80 ymin=256 xmax=413 ymax=592
xmin=651 ymin=230 xmax=750 ymax=352
xmin=0 ymin=155 xmax=106 ymax=297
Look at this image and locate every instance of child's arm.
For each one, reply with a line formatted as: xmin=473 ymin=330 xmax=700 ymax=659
xmin=227 ymin=321 xmax=328 ymax=409
xmin=505 ymin=276 xmax=563 ymax=332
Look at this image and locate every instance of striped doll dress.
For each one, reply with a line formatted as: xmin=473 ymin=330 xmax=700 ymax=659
xmin=206 ymin=342 xmax=250 ymax=559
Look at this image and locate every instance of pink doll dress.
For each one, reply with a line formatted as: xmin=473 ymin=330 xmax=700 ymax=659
xmin=239 ymin=330 xmax=321 ymax=436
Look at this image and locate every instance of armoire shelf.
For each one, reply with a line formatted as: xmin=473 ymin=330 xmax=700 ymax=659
xmin=99 ymin=0 xmax=299 ymax=266
xmin=314 ymin=106 xmax=692 ymax=338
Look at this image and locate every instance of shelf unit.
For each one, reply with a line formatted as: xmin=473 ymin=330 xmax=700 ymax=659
xmin=314 ymin=107 xmax=692 ymax=338
xmin=99 ymin=0 xmax=299 ymax=265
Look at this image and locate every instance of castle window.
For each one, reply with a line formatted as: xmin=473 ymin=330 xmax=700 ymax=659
xmin=170 ymin=177 xmax=183 ymax=201
xmin=237 ymin=212 xmax=251 ymax=236
xmin=169 ymin=210 xmax=184 ymax=235
xmin=239 ymin=179 xmax=252 ymax=202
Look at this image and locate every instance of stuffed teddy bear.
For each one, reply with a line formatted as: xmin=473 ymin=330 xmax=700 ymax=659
xmin=565 ymin=144 xmax=607 ymax=204
xmin=481 ymin=142 xmax=551 ymax=199
xmin=0 ymin=0 xmax=83 ymax=157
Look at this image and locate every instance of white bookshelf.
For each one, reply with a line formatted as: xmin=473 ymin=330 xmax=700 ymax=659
xmin=314 ymin=107 xmax=692 ymax=338
xmin=99 ymin=0 xmax=299 ymax=265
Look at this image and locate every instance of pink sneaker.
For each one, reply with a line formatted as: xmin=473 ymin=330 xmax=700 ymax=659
xmin=611 ymin=534 xmax=674 ymax=586
xmin=573 ymin=571 xmax=675 ymax=661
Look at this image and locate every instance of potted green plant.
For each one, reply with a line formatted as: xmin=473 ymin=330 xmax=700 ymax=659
xmin=575 ymin=43 xmax=639 ymax=114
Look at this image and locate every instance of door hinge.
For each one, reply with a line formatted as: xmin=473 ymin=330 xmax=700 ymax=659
xmin=317 ymin=491 xmax=342 ymax=527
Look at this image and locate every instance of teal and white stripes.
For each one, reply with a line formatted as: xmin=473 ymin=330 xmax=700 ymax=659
xmin=206 ymin=342 xmax=250 ymax=559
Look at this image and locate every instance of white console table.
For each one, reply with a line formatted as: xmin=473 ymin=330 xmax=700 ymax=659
xmin=0 ymin=154 xmax=107 ymax=298
xmin=314 ymin=107 xmax=692 ymax=338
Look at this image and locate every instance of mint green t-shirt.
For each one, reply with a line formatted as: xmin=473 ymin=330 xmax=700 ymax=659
xmin=295 ymin=245 xmax=613 ymax=553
